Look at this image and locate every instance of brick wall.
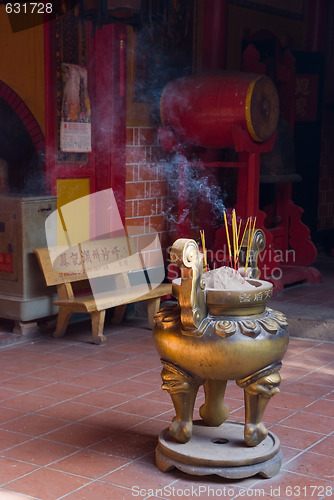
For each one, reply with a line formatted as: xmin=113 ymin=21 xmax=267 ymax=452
xmin=318 ymin=109 xmax=334 ymax=232
xmin=125 ymin=126 xmax=174 ymax=264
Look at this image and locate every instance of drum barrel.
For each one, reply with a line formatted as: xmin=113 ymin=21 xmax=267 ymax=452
xmin=160 ymin=72 xmax=279 ymax=148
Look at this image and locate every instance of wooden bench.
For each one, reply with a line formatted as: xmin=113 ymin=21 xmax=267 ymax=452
xmin=34 ymin=236 xmax=171 ymax=344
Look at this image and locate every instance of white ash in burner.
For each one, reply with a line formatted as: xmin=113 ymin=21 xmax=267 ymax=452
xmin=202 ymin=267 xmax=255 ymax=291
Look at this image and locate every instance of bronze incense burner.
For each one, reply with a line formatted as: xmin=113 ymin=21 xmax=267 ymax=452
xmin=153 ymin=238 xmax=289 ymax=478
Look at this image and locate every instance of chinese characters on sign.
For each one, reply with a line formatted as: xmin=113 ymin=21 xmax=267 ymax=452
xmin=51 ymin=241 xmax=131 ymax=277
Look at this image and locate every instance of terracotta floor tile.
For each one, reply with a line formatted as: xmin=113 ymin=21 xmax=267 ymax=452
xmin=85 ymin=348 xmax=136 ymax=364
xmin=94 ymin=363 xmax=146 ymax=380
xmin=23 ymin=340 xmax=71 ymax=352
xmin=253 ymin=404 xmax=293 ymax=424
xmin=308 ymin=342 xmax=334 ymax=354
xmin=26 ymin=352 xmax=79 ymax=366
xmin=283 ymin=355 xmax=329 ymax=371
xmin=46 ymin=346 xmax=97 ymax=359
xmin=0 ymin=407 xmax=24 ymax=424
xmin=36 ymin=401 xmax=103 ymax=422
xmin=31 ymin=382 xmax=92 ymax=400
xmin=72 ymin=389 xmax=132 ymax=409
xmin=113 ymin=397 xmax=172 ymax=418
xmin=225 ymin=410 xmax=244 ymax=423
xmin=1 ymin=360 xmax=44 ymax=375
xmin=106 ymin=379 xmax=156 ymax=398
xmin=136 ymin=450 xmax=156 ymax=464
xmin=225 ymin=383 xmax=245 ymax=400
xmin=44 ymin=422 xmax=112 ymax=448
xmin=102 ymin=459 xmax=175 ymax=491
xmin=51 ymin=448 xmax=128 ymax=479
xmin=303 ymin=397 xmax=334 ymax=417
xmin=130 ymin=370 xmax=169 ymax=387
xmin=2 ymin=376 xmax=51 ymax=392
xmin=283 ymin=380 xmax=332 ymax=398
xmin=0 ymin=430 xmax=32 ymax=452
xmin=5 ymin=467 xmax=90 ymax=500
xmin=30 ymin=366 xmax=86 ymax=382
xmin=306 ymin=342 xmax=334 ymax=353
xmin=125 ymin=354 xmax=162 ymax=369
xmin=153 ymin=484 xmax=250 ymax=500
xmin=143 ymin=388 xmax=180 ymax=405
xmin=2 ymin=437 xmax=79 ymax=466
xmin=270 ymin=391 xmax=315 ymax=410
xmin=65 ymin=372 xmax=121 ymax=389
xmin=279 ymin=410 xmax=334 ymax=434
xmin=269 ymin=424 xmax=325 ymax=450
xmin=280 ymin=363 xmax=311 ymax=378
xmin=171 ymin=474 xmax=271 ymax=499
xmin=1 ymin=393 xmax=59 ymax=412
xmin=0 ymin=457 xmax=37 ymax=486
xmin=0 ymin=387 xmax=20 ymax=401
xmin=57 ymin=357 xmax=111 ymax=372
xmin=1 ymin=414 xmax=67 ymax=437
xmin=309 ymin=434 xmax=334 ymax=456
xmin=0 ymin=347 xmax=37 ymax=361
xmin=296 ymin=370 xmax=333 ymax=388
xmin=280 ymin=445 xmax=303 ymax=464
xmin=285 ymin=338 xmax=323 ymax=351
xmin=90 ymin=427 xmax=158 ymax=460
xmin=252 ymin=469 xmax=334 ymax=499
xmin=79 ymin=408 xmax=147 ymax=430
xmin=129 ymin=416 xmax=174 ymax=438
xmin=61 ymin=481 xmax=133 ymax=499
xmin=114 ymin=342 xmax=156 ymax=355
xmin=285 ymin=450 xmax=334 ymax=481
xmin=294 ymin=347 xmax=334 ymax=364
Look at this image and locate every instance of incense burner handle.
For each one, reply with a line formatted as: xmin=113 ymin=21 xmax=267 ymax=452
xmin=239 ymin=229 xmax=266 ymax=279
xmin=170 ymin=238 xmax=207 ymax=331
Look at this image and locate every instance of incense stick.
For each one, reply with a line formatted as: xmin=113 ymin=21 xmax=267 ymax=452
xmin=244 ymin=217 xmax=256 ymax=276
xmin=222 ymin=210 xmax=257 ymax=273
xmin=237 ymin=218 xmax=242 ymax=245
xmin=200 ymin=229 xmax=208 ymax=270
xmin=236 ymin=217 xmax=250 ymax=267
xmin=238 ymin=217 xmax=250 ymax=258
xmin=232 ymin=209 xmax=237 ymax=269
xmin=223 ymin=211 xmax=232 ymax=267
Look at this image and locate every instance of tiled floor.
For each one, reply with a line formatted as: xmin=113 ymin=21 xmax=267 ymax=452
xmin=0 ymin=316 xmax=333 ymax=500
xmin=270 ymin=253 xmax=334 ymax=312
xmin=0 ymin=252 xmax=333 ymax=500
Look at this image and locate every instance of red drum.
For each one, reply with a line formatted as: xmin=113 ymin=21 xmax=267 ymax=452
xmin=160 ymin=72 xmax=279 ymax=148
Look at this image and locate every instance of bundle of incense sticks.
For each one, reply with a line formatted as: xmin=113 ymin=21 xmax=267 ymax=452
xmin=200 ymin=229 xmax=209 ymax=272
xmin=223 ymin=210 xmax=256 ymax=274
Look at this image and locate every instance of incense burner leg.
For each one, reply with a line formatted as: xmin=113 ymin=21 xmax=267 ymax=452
xmin=199 ymin=379 xmax=229 ymax=426
xmin=161 ymin=361 xmax=201 ymax=443
xmin=243 ymin=372 xmax=281 ymax=447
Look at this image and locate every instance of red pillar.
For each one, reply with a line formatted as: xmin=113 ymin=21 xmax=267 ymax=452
xmin=306 ymin=0 xmax=327 ymax=53
xmin=88 ymin=24 xmax=127 ymax=223
xmin=202 ymin=0 xmax=228 ymax=71
xmin=196 ymin=0 xmax=229 ymax=244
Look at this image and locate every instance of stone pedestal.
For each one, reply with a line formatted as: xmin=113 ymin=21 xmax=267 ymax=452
xmin=156 ymin=421 xmax=282 ymax=479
